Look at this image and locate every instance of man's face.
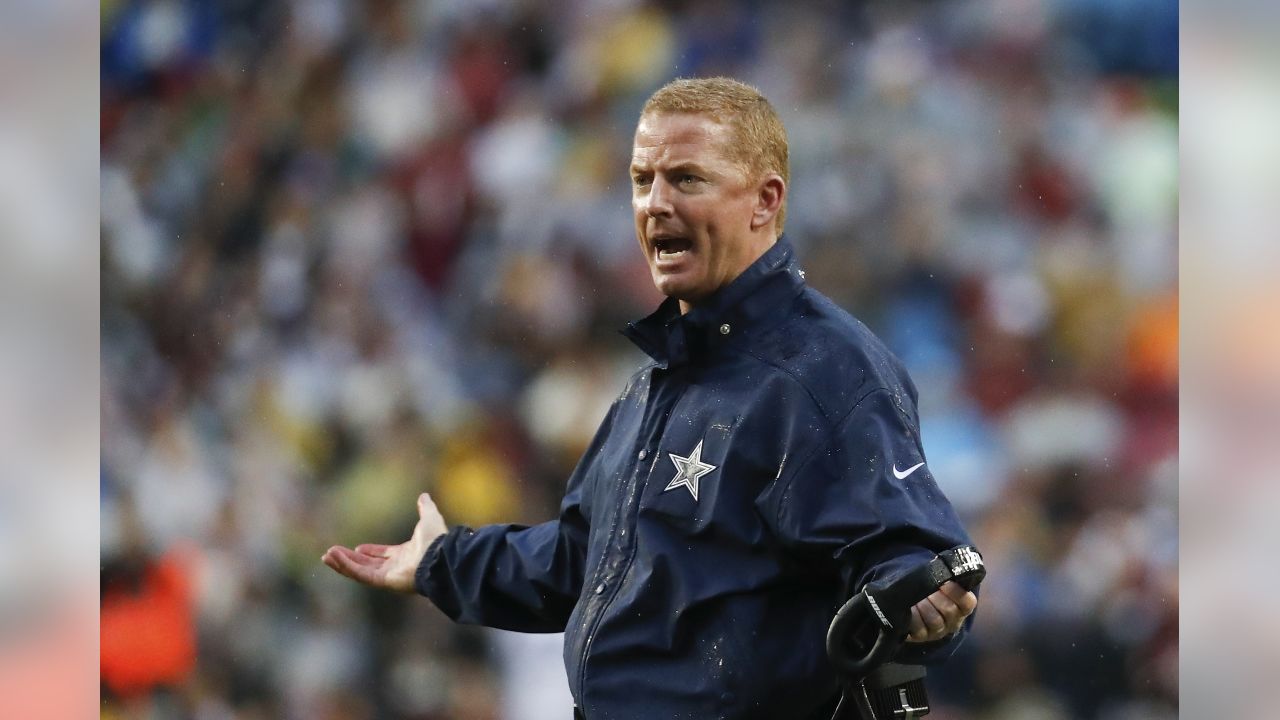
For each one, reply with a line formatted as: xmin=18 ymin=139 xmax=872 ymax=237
xmin=630 ymin=112 xmax=773 ymax=311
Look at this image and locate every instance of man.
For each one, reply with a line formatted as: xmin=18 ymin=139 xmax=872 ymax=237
xmin=323 ymin=77 xmax=978 ymax=719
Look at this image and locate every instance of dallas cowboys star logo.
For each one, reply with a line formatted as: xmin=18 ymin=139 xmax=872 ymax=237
xmin=664 ymin=440 xmax=717 ymax=501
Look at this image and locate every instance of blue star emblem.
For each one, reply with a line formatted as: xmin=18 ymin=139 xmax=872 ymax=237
xmin=664 ymin=440 xmax=717 ymax=501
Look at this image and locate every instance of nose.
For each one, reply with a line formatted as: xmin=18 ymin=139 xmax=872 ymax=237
xmin=640 ymin=175 xmax=674 ymax=219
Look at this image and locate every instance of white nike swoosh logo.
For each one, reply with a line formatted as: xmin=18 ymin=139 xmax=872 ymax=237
xmin=892 ymin=462 xmax=926 ymax=480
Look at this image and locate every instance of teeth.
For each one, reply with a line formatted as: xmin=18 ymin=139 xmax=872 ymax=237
xmin=653 ymin=237 xmax=689 ymax=259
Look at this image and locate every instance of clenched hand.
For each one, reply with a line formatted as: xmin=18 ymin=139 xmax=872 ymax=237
xmin=904 ymin=580 xmax=978 ymax=643
xmin=321 ymin=493 xmax=448 ymax=593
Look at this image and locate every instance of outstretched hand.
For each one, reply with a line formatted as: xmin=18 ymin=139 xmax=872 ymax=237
xmin=904 ymin=580 xmax=978 ymax=643
xmin=321 ymin=493 xmax=448 ymax=593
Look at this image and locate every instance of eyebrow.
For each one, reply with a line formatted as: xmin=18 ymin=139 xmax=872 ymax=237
xmin=629 ymin=161 xmax=711 ymax=175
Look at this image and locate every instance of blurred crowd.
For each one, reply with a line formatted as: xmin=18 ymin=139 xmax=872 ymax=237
xmin=100 ymin=0 xmax=1178 ymax=718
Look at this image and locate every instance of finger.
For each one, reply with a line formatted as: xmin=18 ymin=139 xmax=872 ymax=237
xmin=928 ymin=590 xmax=960 ymax=620
xmin=926 ymin=594 xmax=965 ymax=635
xmin=344 ymin=550 xmax=388 ymax=568
xmin=324 ymin=545 xmax=385 ymax=570
xmin=324 ymin=546 xmax=385 ymax=586
xmin=938 ymin=581 xmax=979 ymax=614
xmin=414 ymin=493 xmax=450 ymax=543
xmin=905 ymin=606 xmax=928 ymax=642
xmin=418 ymin=493 xmax=437 ymax=515
xmin=321 ymin=547 xmax=339 ymax=569
xmin=322 ymin=545 xmax=359 ymax=571
xmin=321 ymin=545 xmax=353 ymax=569
xmin=355 ymin=543 xmax=394 ymax=558
xmin=915 ymin=597 xmax=946 ymax=636
xmin=321 ymin=546 xmax=354 ymax=575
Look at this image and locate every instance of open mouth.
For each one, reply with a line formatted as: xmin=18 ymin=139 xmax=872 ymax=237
xmin=652 ymin=236 xmax=693 ymax=262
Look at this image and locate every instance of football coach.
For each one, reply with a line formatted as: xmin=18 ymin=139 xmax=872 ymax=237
xmin=324 ymin=76 xmax=978 ymax=720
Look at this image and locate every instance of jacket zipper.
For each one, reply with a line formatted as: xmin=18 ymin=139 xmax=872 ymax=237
xmin=574 ymin=372 xmax=685 ymax=706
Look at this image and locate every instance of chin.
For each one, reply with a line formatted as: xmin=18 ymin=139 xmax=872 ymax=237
xmin=653 ymin=277 xmax=693 ymax=302
xmin=650 ymin=266 xmax=713 ymax=304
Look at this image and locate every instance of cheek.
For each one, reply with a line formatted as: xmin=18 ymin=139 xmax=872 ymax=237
xmin=701 ymin=212 xmax=736 ymax=248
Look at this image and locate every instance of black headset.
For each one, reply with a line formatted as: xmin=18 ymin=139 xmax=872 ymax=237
xmin=826 ymin=545 xmax=987 ymax=719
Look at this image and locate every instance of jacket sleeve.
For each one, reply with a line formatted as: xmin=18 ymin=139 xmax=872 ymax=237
xmin=413 ymin=404 xmax=614 ymax=633
xmin=758 ymin=386 xmax=977 ymax=664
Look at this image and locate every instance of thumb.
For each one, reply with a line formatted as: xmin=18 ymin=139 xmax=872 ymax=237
xmin=418 ymin=492 xmax=443 ymax=521
xmin=414 ymin=492 xmax=448 ymax=543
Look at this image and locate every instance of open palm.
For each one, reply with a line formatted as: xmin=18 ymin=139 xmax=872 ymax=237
xmin=321 ymin=493 xmax=448 ymax=593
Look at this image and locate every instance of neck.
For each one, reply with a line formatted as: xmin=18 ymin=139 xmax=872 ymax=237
xmin=675 ymin=233 xmax=781 ymax=316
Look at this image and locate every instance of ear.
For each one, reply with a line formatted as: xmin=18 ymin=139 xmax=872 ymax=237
xmin=750 ymin=174 xmax=786 ymax=232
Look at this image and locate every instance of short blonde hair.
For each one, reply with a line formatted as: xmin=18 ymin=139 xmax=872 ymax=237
xmin=641 ymin=77 xmax=790 ymax=234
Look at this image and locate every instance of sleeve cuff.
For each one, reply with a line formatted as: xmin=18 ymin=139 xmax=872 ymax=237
xmin=414 ymin=526 xmax=466 ymax=608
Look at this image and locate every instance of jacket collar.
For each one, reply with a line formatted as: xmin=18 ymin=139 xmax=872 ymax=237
xmin=623 ymin=235 xmax=806 ymax=368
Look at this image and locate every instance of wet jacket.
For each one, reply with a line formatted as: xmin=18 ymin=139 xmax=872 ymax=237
xmin=416 ymin=237 xmax=974 ymax=719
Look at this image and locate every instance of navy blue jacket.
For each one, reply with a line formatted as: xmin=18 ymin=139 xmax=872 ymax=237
xmin=417 ymin=238 xmax=974 ymax=719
